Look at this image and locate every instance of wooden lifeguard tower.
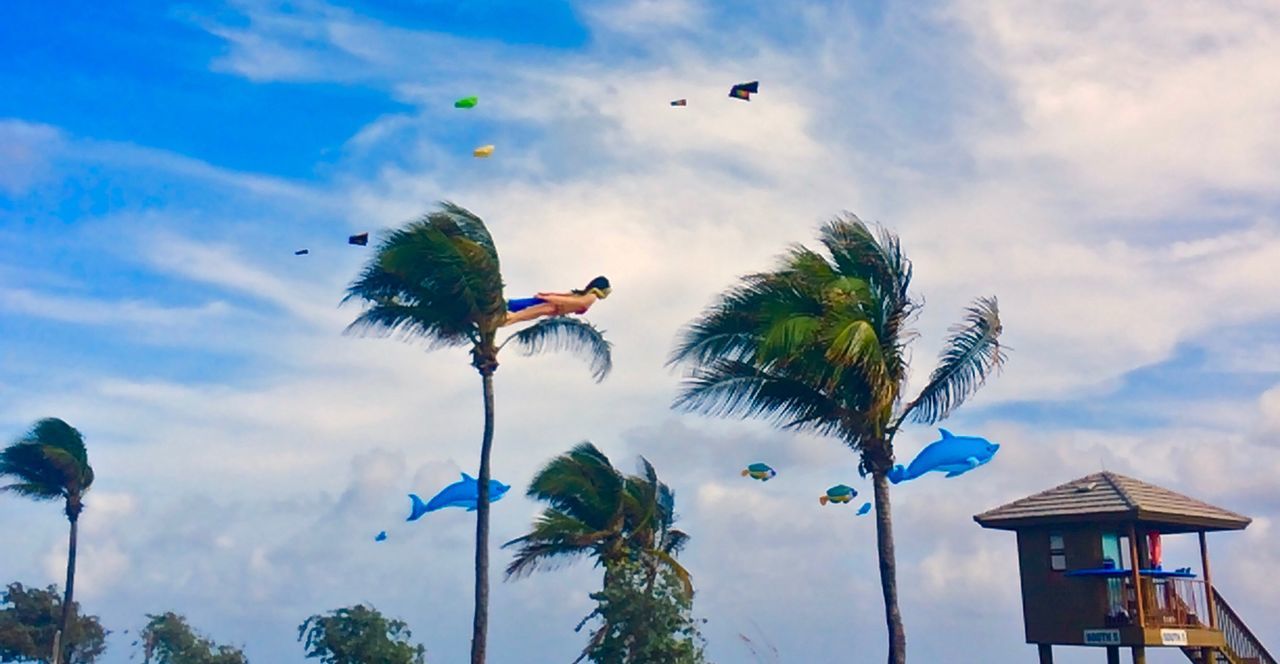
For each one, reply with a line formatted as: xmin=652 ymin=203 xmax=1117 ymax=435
xmin=974 ymin=471 xmax=1275 ymax=664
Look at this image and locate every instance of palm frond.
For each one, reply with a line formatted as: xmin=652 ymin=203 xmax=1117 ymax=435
xmin=525 ymin=442 xmax=625 ymax=526
xmin=0 ymin=442 xmax=71 ymax=496
xmin=434 ymin=201 xmax=500 ymax=266
xmin=22 ymin=418 xmax=89 ymax=462
xmin=672 ymin=359 xmax=849 ymax=438
xmin=343 ymin=299 xmax=477 ymax=349
xmin=668 ymin=271 xmax=822 ymax=368
xmin=0 ymin=481 xmax=62 ymax=501
xmin=502 ymin=508 xmax=606 ymax=579
xmin=650 ymin=549 xmax=695 ymax=598
xmin=899 ymin=296 xmax=1005 ymax=425
xmin=342 ymin=203 xmax=505 ymax=346
xmin=662 ymin=529 xmax=691 ymax=556
xmin=502 ymin=317 xmax=613 ymax=382
xmin=817 ymin=214 xmax=917 ymax=383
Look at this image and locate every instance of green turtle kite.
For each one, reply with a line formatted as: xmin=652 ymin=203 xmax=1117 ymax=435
xmin=454 ymin=96 xmax=478 ymax=108
xmin=820 ymin=484 xmax=857 ymax=505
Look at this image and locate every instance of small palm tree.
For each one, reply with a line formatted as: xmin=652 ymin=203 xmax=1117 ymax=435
xmin=344 ymin=202 xmax=612 ymax=664
xmin=668 ymin=214 xmax=1005 ymax=664
xmin=503 ymin=442 xmax=692 ymax=660
xmin=1 ymin=418 xmax=95 ymax=664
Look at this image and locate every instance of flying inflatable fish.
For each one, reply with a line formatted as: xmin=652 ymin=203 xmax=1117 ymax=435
xmin=741 ymin=463 xmax=776 ymax=481
xmin=820 ymin=484 xmax=857 ymax=505
xmin=856 ymin=502 xmax=872 ymax=516
xmin=473 ymin=145 xmax=495 ymax=158
xmin=888 ymin=429 xmax=999 ymax=484
xmin=375 ymin=531 xmax=387 ymax=542
xmin=454 ymin=96 xmax=478 ymax=108
xmin=408 ymin=473 xmax=511 ymax=520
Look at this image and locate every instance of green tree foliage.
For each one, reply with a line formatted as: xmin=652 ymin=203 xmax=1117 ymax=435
xmin=576 ymin=560 xmax=707 ymax=664
xmin=504 ymin=442 xmax=690 ymax=593
xmin=1 ymin=419 xmax=96 ymax=664
xmin=505 ymin=443 xmax=697 ymax=660
xmin=297 ymin=605 xmax=426 ymax=664
xmin=138 ymin=613 xmax=246 ymax=664
xmin=344 ymin=202 xmax=612 ymax=664
xmin=0 ymin=583 xmax=106 ymax=664
xmin=669 ymin=215 xmax=1005 ymax=664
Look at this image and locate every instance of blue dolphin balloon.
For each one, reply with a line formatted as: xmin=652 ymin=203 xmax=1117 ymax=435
xmin=856 ymin=502 xmax=872 ymax=516
xmin=408 ymin=473 xmax=511 ymax=520
xmin=888 ymin=429 xmax=999 ymax=484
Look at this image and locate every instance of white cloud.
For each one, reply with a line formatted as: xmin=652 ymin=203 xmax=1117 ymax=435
xmin=0 ymin=120 xmax=63 ymax=195
xmin=582 ymin=0 xmax=708 ymax=34
xmin=0 ymin=288 xmax=232 ymax=329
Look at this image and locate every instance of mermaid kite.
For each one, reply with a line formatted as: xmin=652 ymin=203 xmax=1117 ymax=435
xmin=503 ymin=276 xmax=611 ymax=326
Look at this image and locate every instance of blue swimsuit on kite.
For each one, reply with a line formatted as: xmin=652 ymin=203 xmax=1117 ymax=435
xmin=506 ymin=297 xmax=545 ymax=312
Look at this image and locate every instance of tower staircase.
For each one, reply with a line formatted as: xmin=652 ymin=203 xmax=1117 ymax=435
xmin=1182 ymin=588 xmax=1275 ymax=664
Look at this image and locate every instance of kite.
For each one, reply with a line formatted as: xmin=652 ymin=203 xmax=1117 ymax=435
xmin=729 ymin=81 xmax=759 ymax=101
xmin=473 ymin=145 xmax=495 ymax=158
xmin=454 ymin=96 xmax=478 ymax=108
xmin=741 ymin=463 xmax=776 ymax=481
xmin=348 ymin=233 xmax=369 ymax=246
xmin=888 ymin=429 xmax=1000 ymax=484
xmin=670 ymin=99 xmax=688 ymax=106
xmin=856 ymin=502 xmax=872 ymax=516
xmin=407 ymin=473 xmax=511 ymax=520
xmin=820 ymin=484 xmax=857 ymax=505
xmin=502 ymin=276 xmax=611 ymax=326
xmin=294 ymin=249 xmax=309 ymax=255
xmin=375 ymin=531 xmax=387 ymax=542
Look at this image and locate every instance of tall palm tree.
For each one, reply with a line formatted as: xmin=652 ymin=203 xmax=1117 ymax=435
xmin=1 ymin=418 xmax=95 ymax=664
xmin=668 ymin=214 xmax=1005 ymax=664
xmin=344 ymin=202 xmax=612 ymax=664
xmin=503 ymin=442 xmax=691 ymax=661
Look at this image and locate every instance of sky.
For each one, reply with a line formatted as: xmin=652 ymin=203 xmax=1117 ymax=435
xmin=2 ymin=0 xmax=1280 ymax=662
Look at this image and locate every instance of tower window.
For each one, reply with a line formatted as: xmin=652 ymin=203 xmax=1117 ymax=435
xmin=1050 ymin=532 xmax=1066 ymax=571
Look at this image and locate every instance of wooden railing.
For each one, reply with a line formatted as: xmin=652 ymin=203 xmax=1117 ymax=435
xmin=1213 ymin=587 xmax=1276 ymax=664
xmin=1104 ymin=576 xmax=1209 ymax=628
xmin=1139 ymin=577 xmax=1209 ymax=628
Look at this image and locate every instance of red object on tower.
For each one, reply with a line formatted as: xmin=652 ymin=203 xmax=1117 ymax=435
xmin=1147 ymin=532 xmax=1162 ymax=568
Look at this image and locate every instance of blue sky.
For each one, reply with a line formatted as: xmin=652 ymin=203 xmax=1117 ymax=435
xmin=4 ymin=1 xmax=1280 ymax=662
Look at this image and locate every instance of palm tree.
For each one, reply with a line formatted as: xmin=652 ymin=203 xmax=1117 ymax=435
xmin=1 ymin=418 xmax=96 ymax=664
xmin=668 ymin=214 xmax=1005 ymax=664
xmin=343 ymin=202 xmax=612 ymax=664
xmin=503 ymin=443 xmax=690 ymax=590
xmin=503 ymin=442 xmax=691 ymax=660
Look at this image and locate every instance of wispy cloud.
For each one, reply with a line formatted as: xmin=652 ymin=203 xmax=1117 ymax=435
xmin=0 ymin=288 xmax=232 ymax=328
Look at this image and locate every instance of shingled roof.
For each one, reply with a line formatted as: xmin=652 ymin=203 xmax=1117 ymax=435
xmin=974 ymin=471 xmax=1251 ymax=533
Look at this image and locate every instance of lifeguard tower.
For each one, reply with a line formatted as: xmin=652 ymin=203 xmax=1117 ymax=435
xmin=974 ymin=471 xmax=1274 ymax=664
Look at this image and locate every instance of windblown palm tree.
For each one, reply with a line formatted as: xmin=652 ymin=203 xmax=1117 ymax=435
xmin=503 ymin=442 xmax=691 ymax=660
xmin=343 ymin=202 xmax=612 ymax=664
xmin=668 ymin=214 xmax=1005 ymax=664
xmin=503 ymin=442 xmax=690 ymax=592
xmin=1 ymin=418 xmax=95 ymax=664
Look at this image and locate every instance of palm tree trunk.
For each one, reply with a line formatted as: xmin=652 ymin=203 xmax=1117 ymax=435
xmin=59 ymin=513 xmax=79 ymax=664
xmin=471 ymin=369 xmax=496 ymax=664
xmin=872 ymin=471 xmax=906 ymax=664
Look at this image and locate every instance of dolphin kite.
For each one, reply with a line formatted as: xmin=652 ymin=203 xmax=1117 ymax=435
xmin=408 ymin=473 xmax=511 ymax=520
xmin=888 ymin=429 xmax=999 ymax=484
